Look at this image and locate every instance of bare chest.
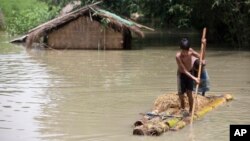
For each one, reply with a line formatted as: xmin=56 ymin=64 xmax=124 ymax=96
xmin=180 ymin=55 xmax=192 ymax=70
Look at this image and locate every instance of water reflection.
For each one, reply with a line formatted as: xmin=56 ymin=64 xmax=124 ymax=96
xmin=27 ymin=49 xmax=170 ymax=141
xmin=0 ymin=48 xmax=51 ymax=141
xmin=28 ymin=48 xmax=250 ymax=141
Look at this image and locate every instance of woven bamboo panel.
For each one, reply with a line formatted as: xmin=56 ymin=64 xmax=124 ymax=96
xmin=48 ymin=16 xmax=124 ymax=49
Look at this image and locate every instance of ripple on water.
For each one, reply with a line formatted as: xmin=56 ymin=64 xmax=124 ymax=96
xmin=2 ymin=105 xmax=12 ymax=108
xmin=0 ymin=49 xmax=51 ymax=141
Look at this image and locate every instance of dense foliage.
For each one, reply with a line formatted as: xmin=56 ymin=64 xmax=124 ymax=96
xmin=6 ymin=7 xmax=58 ymax=35
xmin=0 ymin=9 xmax=4 ymax=30
xmin=211 ymin=0 xmax=250 ymax=48
xmin=0 ymin=0 xmax=59 ymax=35
xmin=39 ymin=0 xmax=250 ymax=48
xmin=0 ymin=0 xmax=249 ymax=48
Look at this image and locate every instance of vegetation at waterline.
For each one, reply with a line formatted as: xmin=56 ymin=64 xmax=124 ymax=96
xmin=0 ymin=0 xmax=249 ymax=49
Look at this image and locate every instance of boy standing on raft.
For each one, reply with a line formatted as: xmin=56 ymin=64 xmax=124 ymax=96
xmin=176 ymin=38 xmax=206 ymax=115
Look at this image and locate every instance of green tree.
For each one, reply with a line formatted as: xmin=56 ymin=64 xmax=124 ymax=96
xmin=211 ymin=0 xmax=250 ymax=48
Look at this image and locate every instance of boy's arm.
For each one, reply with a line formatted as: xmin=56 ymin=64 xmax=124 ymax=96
xmin=190 ymin=48 xmax=200 ymax=58
xmin=191 ymin=48 xmax=206 ymax=65
xmin=176 ymin=54 xmax=199 ymax=84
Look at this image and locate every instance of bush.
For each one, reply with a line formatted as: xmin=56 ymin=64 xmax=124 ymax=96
xmin=5 ymin=6 xmax=59 ymax=35
xmin=0 ymin=9 xmax=4 ymax=30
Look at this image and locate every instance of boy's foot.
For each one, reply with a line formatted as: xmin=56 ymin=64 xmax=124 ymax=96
xmin=180 ymin=109 xmax=190 ymax=117
xmin=183 ymin=116 xmax=191 ymax=123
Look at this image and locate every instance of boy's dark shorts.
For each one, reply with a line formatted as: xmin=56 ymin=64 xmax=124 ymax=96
xmin=178 ymin=72 xmax=193 ymax=94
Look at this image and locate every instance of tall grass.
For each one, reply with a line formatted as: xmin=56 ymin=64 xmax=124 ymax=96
xmin=0 ymin=0 xmax=59 ymax=35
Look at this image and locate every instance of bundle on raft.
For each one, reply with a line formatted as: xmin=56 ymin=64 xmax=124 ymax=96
xmin=133 ymin=93 xmax=233 ymax=136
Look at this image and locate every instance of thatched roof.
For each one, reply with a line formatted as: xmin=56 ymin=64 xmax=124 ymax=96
xmin=10 ymin=2 xmax=154 ymax=48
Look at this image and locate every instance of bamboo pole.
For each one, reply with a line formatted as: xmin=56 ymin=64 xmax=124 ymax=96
xmin=190 ymin=28 xmax=207 ymax=125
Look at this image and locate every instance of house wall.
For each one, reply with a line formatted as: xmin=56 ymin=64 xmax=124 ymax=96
xmin=47 ymin=16 xmax=125 ymax=49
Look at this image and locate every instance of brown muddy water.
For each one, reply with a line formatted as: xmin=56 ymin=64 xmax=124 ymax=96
xmin=0 ymin=31 xmax=250 ymax=141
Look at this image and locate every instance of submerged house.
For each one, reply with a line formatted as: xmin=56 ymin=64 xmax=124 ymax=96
xmin=11 ymin=3 xmax=153 ymax=50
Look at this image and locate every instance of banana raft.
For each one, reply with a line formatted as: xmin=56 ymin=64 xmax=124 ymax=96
xmin=133 ymin=93 xmax=233 ymax=136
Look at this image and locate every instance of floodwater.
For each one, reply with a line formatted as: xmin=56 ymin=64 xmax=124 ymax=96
xmin=0 ymin=31 xmax=250 ymax=141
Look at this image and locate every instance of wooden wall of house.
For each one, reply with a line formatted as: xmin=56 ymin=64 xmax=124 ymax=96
xmin=47 ymin=16 xmax=126 ymax=49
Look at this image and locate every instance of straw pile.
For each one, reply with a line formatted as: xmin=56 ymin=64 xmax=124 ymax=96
xmin=153 ymin=93 xmax=210 ymax=113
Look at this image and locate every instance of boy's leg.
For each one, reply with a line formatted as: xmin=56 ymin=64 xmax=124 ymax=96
xmin=187 ymin=90 xmax=193 ymax=114
xmin=177 ymin=72 xmax=185 ymax=110
xmin=202 ymin=91 xmax=205 ymax=96
xmin=178 ymin=93 xmax=185 ymax=110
